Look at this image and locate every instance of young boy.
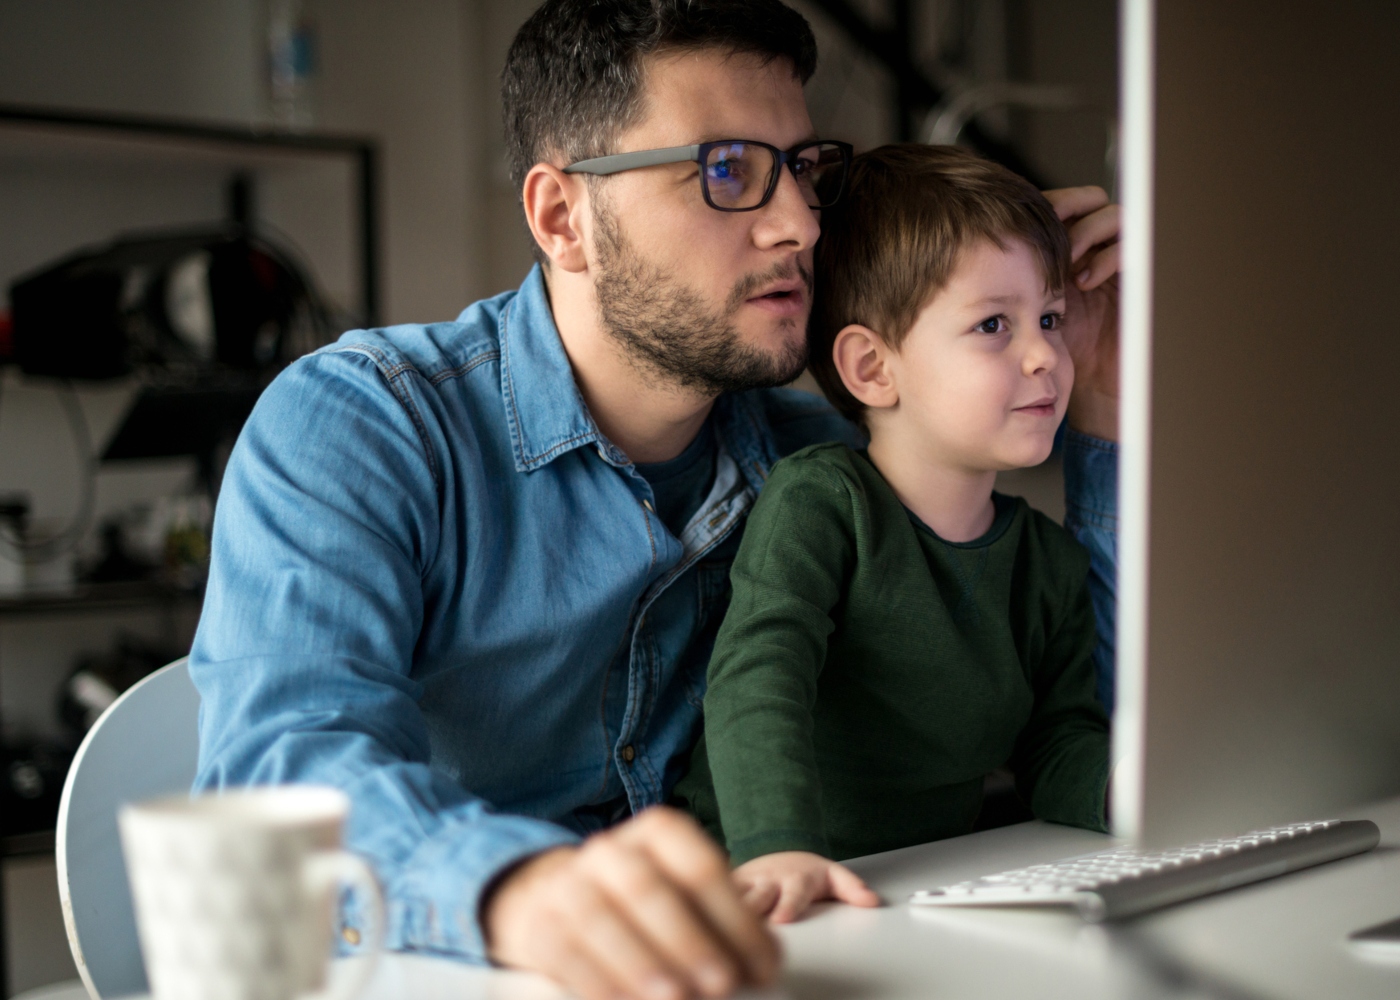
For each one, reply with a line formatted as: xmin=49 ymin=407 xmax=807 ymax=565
xmin=674 ymin=145 xmax=1110 ymax=923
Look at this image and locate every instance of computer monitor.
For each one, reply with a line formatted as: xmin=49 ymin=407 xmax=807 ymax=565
xmin=1112 ymin=0 xmax=1400 ymax=848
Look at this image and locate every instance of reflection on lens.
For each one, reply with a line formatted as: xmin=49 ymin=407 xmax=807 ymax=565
xmin=700 ymin=141 xmax=849 ymax=211
xmin=796 ymin=143 xmax=848 ymax=209
xmin=705 ymin=143 xmax=776 ymax=209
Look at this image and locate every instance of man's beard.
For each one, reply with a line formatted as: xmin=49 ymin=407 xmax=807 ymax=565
xmin=592 ymin=206 xmax=810 ymax=396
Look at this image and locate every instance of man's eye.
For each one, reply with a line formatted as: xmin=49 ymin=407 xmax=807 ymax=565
xmin=709 ymin=159 xmax=737 ymax=180
xmin=1041 ymin=311 xmax=1064 ymax=331
xmin=975 ymin=316 xmax=1007 ymax=334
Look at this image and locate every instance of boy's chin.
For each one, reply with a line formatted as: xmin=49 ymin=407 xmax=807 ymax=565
xmin=987 ymin=439 xmax=1057 ymax=472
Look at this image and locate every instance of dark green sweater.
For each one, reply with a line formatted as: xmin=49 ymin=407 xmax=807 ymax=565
xmin=675 ymin=443 xmax=1109 ymax=865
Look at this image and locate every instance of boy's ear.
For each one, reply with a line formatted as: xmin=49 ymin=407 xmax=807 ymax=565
xmin=833 ymin=324 xmax=899 ymax=410
xmin=521 ymin=163 xmax=591 ymax=272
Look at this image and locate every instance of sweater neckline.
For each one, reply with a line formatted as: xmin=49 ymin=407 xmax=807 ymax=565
xmin=905 ymin=491 xmax=1018 ymax=549
xmin=853 ymin=448 xmax=1019 ymax=549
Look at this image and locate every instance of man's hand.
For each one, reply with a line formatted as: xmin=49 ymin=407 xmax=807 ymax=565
xmin=1045 ymin=186 xmax=1122 ymax=442
xmin=483 ymin=807 xmax=780 ymax=1000
xmin=732 ymin=851 xmax=881 ymax=925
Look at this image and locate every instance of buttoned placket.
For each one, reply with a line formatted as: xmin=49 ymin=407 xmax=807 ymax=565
xmin=593 ymin=431 xmax=760 ymax=811
xmin=498 ymin=276 xmax=783 ymax=818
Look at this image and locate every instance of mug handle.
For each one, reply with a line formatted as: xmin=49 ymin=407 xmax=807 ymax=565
xmin=302 ymin=850 xmax=386 ymax=1000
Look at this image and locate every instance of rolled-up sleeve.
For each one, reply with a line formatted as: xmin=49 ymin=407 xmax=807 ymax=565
xmin=1061 ymin=429 xmax=1118 ymax=711
xmin=190 ymin=350 xmax=578 ymax=963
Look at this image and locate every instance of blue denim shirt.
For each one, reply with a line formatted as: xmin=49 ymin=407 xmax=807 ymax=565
xmin=191 ymin=264 xmax=1118 ymax=963
xmin=1063 ymin=429 xmax=1119 ymax=710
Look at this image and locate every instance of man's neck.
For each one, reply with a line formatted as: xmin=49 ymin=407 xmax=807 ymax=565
xmin=544 ymin=265 xmax=716 ymax=465
xmin=865 ymin=421 xmax=997 ymax=544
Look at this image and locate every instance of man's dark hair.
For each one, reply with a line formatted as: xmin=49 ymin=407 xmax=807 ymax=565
xmin=502 ymin=0 xmax=817 ymax=201
xmin=809 ymin=144 xmax=1072 ymax=425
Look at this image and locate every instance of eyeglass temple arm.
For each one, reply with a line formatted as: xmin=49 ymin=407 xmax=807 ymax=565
xmin=563 ymin=145 xmax=702 ymax=176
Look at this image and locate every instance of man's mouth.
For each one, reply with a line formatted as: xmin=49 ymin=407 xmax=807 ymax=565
xmin=1014 ymin=395 xmax=1059 ymax=418
xmin=744 ymin=279 xmax=806 ymax=317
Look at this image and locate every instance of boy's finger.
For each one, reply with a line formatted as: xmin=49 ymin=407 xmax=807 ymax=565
xmin=768 ymin=875 xmax=819 ymax=925
xmin=1043 ymin=185 xmax=1109 ymax=225
xmin=741 ymin=881 xmax=780 ymax=918
xmin=827 ymin=864 xmax=882 ymax=908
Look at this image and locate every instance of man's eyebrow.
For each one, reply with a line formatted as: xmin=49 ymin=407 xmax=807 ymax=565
xmin=694 ymin=132 xmax=822 ymax=146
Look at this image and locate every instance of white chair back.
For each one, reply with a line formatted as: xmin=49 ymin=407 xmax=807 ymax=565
xmin=55 ymin=658 xmax=200 ymax=1000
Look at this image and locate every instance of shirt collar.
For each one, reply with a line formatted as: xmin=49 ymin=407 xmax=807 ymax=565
xmin=497 ymin=264 xmax=779 ymax=487
xmin=498 ymin=265 xmax=604 ymax=472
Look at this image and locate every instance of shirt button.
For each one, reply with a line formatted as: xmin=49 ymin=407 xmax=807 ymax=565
xmin=621 ymin=745 xmax=636 ymax=763
xmin=342 ymin=926 xmax=362 ymax=946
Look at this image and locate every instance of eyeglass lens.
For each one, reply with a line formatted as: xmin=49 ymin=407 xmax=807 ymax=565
xmin=703 ymin=143 xmax=847 ymax=210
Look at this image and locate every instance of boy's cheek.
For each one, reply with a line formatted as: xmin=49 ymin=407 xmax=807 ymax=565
xmin=1058 ymin=348 xmax=1077 ymax=397
xmin=1056 ymin=367 xmax=1075 ymax=416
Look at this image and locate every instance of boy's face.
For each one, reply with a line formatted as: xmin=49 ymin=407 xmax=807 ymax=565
xmin=885 ymin=238 xmax=1072 ymax=472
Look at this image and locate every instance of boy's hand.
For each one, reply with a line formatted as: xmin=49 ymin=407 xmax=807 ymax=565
xmin=732 ymin=851 xmax=881 ymax=924
xmin=1044 ymin=186 xmax=1122 ymax=442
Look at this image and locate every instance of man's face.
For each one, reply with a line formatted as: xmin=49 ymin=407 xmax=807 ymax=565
xmin=886 ymin=239 xmax=1073 ymax=472
xmin=585 ymin=48 xmax=821 ymax=395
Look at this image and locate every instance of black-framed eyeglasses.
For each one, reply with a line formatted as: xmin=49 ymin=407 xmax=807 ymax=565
xmin=564 ymin=139 xmax=853 ymax=212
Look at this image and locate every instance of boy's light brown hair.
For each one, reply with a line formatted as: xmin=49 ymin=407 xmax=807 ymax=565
xmin=809 ymin=144 xmax=1072 ymax=424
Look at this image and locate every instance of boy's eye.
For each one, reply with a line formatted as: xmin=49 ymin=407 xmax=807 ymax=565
xmin=975 ymin=316 xmax=1008 ymax=334
xmin=1041 ymin=311 xmax=1064 ymax=331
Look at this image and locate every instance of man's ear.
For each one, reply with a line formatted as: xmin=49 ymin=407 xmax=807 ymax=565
xmin=521 ymin=164 xmax=590 ymax=273
xmin=833 ymin=324 xmax=899 ymax=410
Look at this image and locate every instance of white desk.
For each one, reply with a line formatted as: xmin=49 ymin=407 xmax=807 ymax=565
xmin=353 ymin=794 xmax=1400 ymax=1000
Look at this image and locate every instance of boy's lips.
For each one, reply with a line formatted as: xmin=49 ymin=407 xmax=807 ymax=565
xmin=1014 ymin=396 xmax=1059 ymax=418
xmin=744 ymin=279 xmax=807 ymax=317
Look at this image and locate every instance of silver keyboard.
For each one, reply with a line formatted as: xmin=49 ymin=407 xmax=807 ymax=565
xmin=910 ymin=818 xmax=1380 ymax=921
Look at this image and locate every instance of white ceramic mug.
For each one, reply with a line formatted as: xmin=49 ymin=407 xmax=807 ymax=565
xmin=119 ymin=785 xmax=384 ymax=1000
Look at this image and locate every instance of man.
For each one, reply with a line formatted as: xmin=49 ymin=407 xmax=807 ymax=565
xmin=191 ymin=2 xmax=1121 ymax=999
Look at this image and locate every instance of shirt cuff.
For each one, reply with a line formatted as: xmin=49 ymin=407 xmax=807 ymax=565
xmin=1062 ymin=429 xmax=1118 ymax=530
xmin=725 ymin=828 xmax=831 ymax=868
xmin=343 ymin=813 xmax=582 ymax=964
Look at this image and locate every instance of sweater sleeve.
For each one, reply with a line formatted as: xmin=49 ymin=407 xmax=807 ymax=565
xmin=702 ymin=454 xmax=856 ymax=866
xmin=1009 ymin=538 xmax=1112 ymax=832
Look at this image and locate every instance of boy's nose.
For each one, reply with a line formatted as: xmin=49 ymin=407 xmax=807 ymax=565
xmin=1022 ymin=329 xmax=1061 ymax=375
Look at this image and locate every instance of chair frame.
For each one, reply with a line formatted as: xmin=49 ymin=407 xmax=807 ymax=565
xmin=55 ymin=658 xmax=198 ymax=1000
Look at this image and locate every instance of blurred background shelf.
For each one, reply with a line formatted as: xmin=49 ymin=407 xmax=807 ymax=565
xmin=0 ymin=582 xmax=202 ymax=619
xmin=0 ymin=102 xmax=380 ymax=331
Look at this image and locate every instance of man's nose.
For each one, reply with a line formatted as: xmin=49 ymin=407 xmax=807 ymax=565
xmin=750 ymin=163 xmax=820 ymax=251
